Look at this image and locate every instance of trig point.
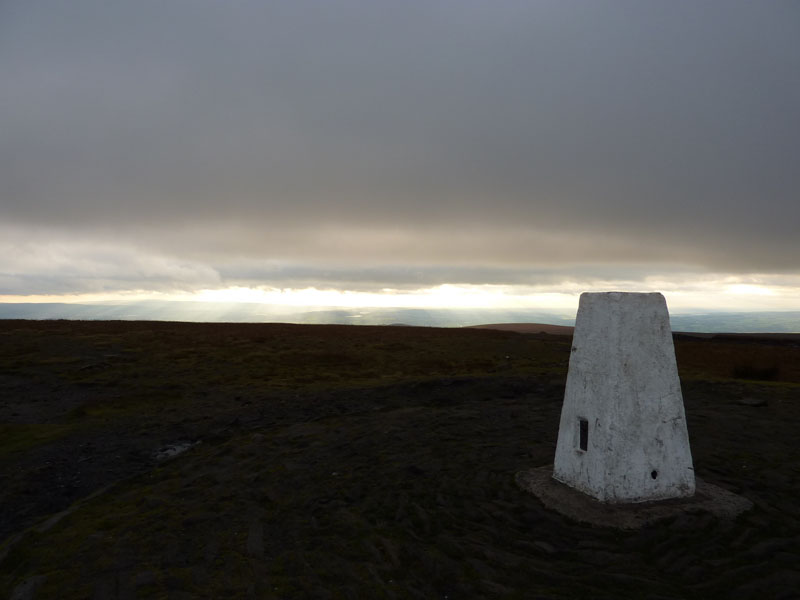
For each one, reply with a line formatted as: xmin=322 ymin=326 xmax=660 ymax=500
xmin=516 ymin=291 xmax=753 ymax=528
xmin=553 ymin=292 xmax=694 ymax=503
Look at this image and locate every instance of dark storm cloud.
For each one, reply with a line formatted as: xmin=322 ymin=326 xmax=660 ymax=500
xmin=1 ymin=0 xmax=799 ymax=293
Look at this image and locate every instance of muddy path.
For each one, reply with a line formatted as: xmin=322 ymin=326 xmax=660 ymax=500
xmin=0 ymin=374 xmax=549 ymax=543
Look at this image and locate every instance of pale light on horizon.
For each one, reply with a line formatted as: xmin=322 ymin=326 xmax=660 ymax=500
xmin=185 ymin=285 xmax=580 ymax=311
xmin=723 ymin=284 xmax=776 ymax=296
xmin=2 ymin=277 xmax=800 ymax=315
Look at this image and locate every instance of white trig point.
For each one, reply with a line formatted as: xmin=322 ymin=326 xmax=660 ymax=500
xmin=553 ymin=292 xmax=695 ymax=503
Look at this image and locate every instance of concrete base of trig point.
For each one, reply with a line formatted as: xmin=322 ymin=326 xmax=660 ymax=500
xmin=516 ymin=466 xmax=752 ymax=529
xmin=515 ymin=291 xmax=753 ymax=528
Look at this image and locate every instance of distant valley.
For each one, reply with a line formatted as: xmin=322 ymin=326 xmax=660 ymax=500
xmin=1 ymin=301 xmax=799 ymax=333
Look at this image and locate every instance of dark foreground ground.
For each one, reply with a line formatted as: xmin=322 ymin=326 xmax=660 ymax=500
xmin=1 ymin=320 xmax=799 ymax=599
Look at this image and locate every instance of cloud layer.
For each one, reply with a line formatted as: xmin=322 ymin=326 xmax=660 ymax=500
xmin=1 ymin=1 xmax=799 ymax=298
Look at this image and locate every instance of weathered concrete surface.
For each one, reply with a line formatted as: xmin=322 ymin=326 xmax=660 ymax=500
xmin=516 ymin=466 xmax=752 ymax=530
xmin=553 ymin=292 xmax=695 ymax=503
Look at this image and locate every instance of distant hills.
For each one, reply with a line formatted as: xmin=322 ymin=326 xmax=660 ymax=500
xmin=0 ymin=302 xmax=572 ymax=328
xmin=468 ymin=323 xmax=576 ymax=335
xmin=667 ymin=312 xmax=800 ymax=333
xmin=0 ymin=301 xmax=799 ymax=333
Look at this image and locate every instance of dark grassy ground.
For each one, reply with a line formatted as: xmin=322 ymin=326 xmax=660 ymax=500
xmin=1 ymin=320 xmax=799 ymax=599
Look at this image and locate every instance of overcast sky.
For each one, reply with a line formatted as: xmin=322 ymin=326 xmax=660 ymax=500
xmin=1 ymin=1 xmax=799 ymax=310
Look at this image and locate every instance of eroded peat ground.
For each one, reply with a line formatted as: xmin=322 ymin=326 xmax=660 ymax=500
xmin=1 ymin=320 xmax=799 ymax=599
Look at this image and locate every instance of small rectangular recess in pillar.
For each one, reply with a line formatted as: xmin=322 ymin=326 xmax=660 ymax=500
xmin=578 ymin=418 xmax=588 ymax=452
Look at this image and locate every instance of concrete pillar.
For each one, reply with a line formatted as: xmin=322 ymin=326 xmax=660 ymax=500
xmin=553 ymin=292 xmax=695 ymax=503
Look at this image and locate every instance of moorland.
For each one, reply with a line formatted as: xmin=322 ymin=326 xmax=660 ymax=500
xmin=1 ymin=320 xmax=799 ymax=599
